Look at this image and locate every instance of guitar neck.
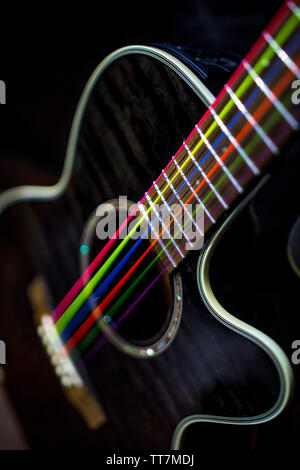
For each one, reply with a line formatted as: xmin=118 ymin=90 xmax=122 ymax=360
xmin=142 ymin=0 xmax=300 ymax=273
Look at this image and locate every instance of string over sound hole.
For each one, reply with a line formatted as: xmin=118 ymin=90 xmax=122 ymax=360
xmin=79 ymin=199 xmax=183 ymax=359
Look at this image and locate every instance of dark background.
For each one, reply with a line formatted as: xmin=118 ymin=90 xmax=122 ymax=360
xmin=1 ymin=0 xmax=299 ymax=452
xmin=0 ymin=0 xmax=284 ymax=190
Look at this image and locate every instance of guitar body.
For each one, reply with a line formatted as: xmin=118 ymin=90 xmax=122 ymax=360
xmin=0 ymin=45 xmax=297 ymax=449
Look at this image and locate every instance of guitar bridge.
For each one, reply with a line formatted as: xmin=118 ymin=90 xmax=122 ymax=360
xmin=28 ymin=277 xmax=106 ymax=430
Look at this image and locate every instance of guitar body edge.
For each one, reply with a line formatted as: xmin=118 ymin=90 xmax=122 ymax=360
xmin=172 ymin=178 xmax=294 ymax=449
xmin=0 ymin=45 xmax=215 ymax=216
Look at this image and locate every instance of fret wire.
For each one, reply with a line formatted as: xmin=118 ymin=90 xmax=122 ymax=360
xmin=146 ymin=143 xmax=217 ymax=247
xmin=184 ymin=150 xmax=231 ymax=208
xmin=162 ymin=171 xmax=204 ymax=237
xmin=183 ymin=142 xmax=229 ymax=209
xmin=114 ymin=8 xmax=298 ymax=260
xmin=121 ymin=6 xmax=298 ymax=276
xmin=145 ymin=193 xmax=184 ymax=259
xmin=51 ymin=2 xmax=300 ymax=346
xmin=242 ymin=59 xmax=299 ymax=129
xmin=153 ymin=182 xmax=191 ymax=245
xmin=263 ymin=31 xmax=300 ymax=78
xmin=154 ymin=148 xmax=192 ymax=196
xmin=67 ymin=82 xmax=291 ymax=352
xmin=173 ymin=158 xmax=216 ymax=224
xmin=153 ymin=5 xmax=299 ymax=219
xmin=195 ymin=124 xmax=244 ymax=194
xmin=212 ymin=8 xmax=299 ymax=129
xmin=138 ymin=203 xmax=175 ymax=268
xmin=155 ymin=5 xmax=299 ymax=211
xmin=225 ymin=84 xmax=279 ymax=155
xmin=159 ymin=19 xmax=298 ymax=228
xmin=209 ymin=106 xmax=260 ymax=175
xmin=288 ymin=1 xmax=300 ymax=21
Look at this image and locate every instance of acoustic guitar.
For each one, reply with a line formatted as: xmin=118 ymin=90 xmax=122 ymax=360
xmin=0 ymin=0 xmax=300 ymax=450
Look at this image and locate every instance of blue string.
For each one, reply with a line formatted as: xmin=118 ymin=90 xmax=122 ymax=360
xmin=60 ymin=31 xmax=300 ymax=343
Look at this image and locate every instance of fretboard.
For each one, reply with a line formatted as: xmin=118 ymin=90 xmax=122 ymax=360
xmin=140 ymin=0 xmax=300 ymax=272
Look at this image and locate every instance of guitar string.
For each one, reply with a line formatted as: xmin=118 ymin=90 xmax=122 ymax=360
xmin=76 ymin=88 xmax=298 ymax=363
xmin=49 ymin=1 xmax=298 ymax=344
xmin=75 ymin=4 xmax=300 ymax=360
xmin=58 ymin=29 xmax=300 ymax=348
xmin=60 ymin=39 xmax=300 ymax=360
xmin=54 ymin=21 xmax=300 ymax=352
xmin=50 ymin=3 xmax=294 ymax=329
xmin=51 ymin=3 xmax=296 ymax=335
xmin=64 ymin=62 xmax=300 ymax=356
xmin=77 ymin=87 xmax=297 ymax=363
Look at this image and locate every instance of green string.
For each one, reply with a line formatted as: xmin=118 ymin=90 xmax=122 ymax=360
xmin=56 ymin=7 xmax=299 ymax=338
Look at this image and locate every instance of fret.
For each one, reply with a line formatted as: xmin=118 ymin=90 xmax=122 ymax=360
xmin=50 ymin=0 xmax=300 ymax=356
xmin=153 ymin=182 xmax=191 ymax=246
xmin=138 ymin=202 xmax=176 ymax=268
xmin=195 ymin=124 xmax=244 ymax=193
xmin=145 ymin=193 xmax=184 ymax=259
xmin=162 ymin=171 xmax=186 ymax=208
xmin=242 ymin=59 xmax=299 ymax=129
xmin=288 ymin=0 xmax=300 ymax=20
xmin=183 ymin=142 xmax=229 ymax=209
xmin=150 ymin=0 xmax=298 ymax=271
xmin=148 ymin=162 xmax=190 ymax=219
xmin=208 ymin=107 xmax=260 ymax=175
xmin=126 ymin=1 xmax=300 ymax=279
xmin=262 ymin=31 xmax=300 ymax=78
xmin=162 ymin=171 xmax=204 ymax=237
xmin=225 ymin=84 xmax=279 ymax=154
xmin=141 ymin=0 xmax=300 ymax=271
xmin=173 ymin=158 xmax=216 ymax=224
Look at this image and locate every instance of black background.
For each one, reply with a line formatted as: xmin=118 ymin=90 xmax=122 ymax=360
xmin=0 ymin=0 xmax=284 ymax=189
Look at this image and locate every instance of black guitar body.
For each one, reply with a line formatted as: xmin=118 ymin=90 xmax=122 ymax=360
xmin=1 ymin=46 xmax=299 ymax=450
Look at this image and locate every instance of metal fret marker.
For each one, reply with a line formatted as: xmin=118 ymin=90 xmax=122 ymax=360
xmin=173 ymin=158 xmax=216 ymax=224
xmin=225 ymin=84 xmax=279 ymax=154
xmin=184 ymin=143 xmax=229 ymax=209
xmin=209 ymin=107 xmax=260 ymax=175
xmin=263 ymin=31 xmax=300 ymax=79
xmin=242 ymin=59 xmax=299 ymax=129
xmin=195 ymin=124 xmax=244 ymax=193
